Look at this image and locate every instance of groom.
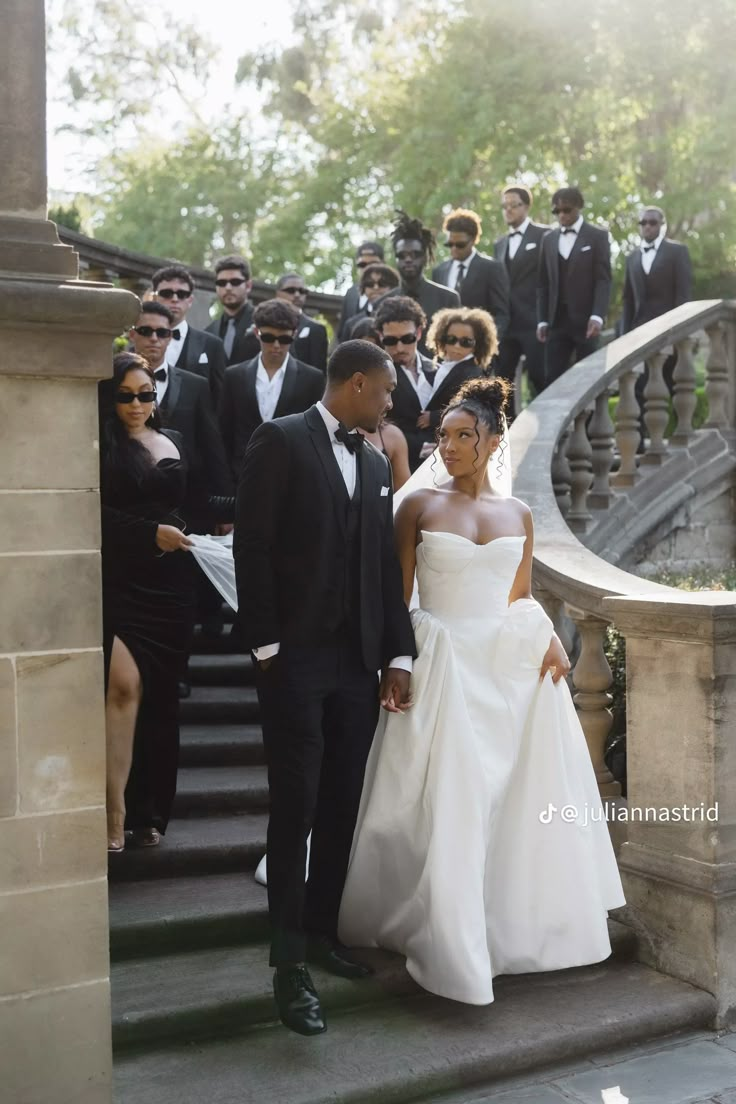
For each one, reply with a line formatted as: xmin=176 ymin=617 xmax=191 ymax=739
xmin=234 ymin=339 xmax=416 ymax=1036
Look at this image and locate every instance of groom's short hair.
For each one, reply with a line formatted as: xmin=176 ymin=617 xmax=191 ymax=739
xmin=327 ymin=339 xmax=392 ymax=383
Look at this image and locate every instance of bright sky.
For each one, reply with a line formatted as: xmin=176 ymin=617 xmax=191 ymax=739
xmin=47 ymin=0 xmax=297 ymax=194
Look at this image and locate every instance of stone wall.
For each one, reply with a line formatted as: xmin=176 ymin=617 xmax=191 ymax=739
xmin=631 ymin=473 xmax=736 ymax=576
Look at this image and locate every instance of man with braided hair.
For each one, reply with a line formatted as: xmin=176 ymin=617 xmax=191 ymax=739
xmin=388 ymin=210 xmax=460 ymax=354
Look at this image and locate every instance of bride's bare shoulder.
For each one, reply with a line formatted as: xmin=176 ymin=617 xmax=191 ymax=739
xmin=395 ymin=486 xmax=440 ymax=523
xmin=500 ymin=494 xmax=533 ymax=521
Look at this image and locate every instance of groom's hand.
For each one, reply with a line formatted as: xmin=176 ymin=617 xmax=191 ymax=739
xmin=380 ymin=668 xmax=413 ymax=713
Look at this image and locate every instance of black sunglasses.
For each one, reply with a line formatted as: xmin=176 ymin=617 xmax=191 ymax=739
xmin=132 ymin=325 xmax=172 ymax=339
xmin=444 ymin=335 xmax=476 ymax=348
xmin=445 ymin=239 xmax=472 ymax=249
xmin=116 ymin=390 xmax=157 ymax=404
xmin=356 ymin=260 xmax=374 ymax=269
xmin=381 ymin=333 xmax=417 ymax=346
xmin=396 ymin=250 xmax=424 ymax=261
xmin=155 ymin=288 xmax=191 ymax=300
xmin=639 ymin=218 xmax=660 ymax=226
xmin=552 ymin=206 xmax=574 ymax=215
xmin=280 ymin=286 xmax=307 ymax=295
xmin=216 ymin=277 xmax=247 ymax=287
xmin=258 ymin=332 xmax=295 ymax=344
xmin=364 ymin=278 xmax=391 ymax=289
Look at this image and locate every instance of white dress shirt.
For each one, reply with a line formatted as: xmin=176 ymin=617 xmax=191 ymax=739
xmin=507 ymin=217 xmax=530 ymax=259
xmin=447 ymin=248 xmax=477 ymax=289
xmin=153 ymin=360 xmax=174 ymax=405
xmin=400 ymin=352 xmax=427 ymax=396
xmin=557 ymin=215 xmax=584 ymax=259
xmin=256 ymin=355 xmax=288 ymax=423
xmin=640 ymin=228 xmax=666 ymax=275
xmin=166 ymin=318 xmax=187 ymax=366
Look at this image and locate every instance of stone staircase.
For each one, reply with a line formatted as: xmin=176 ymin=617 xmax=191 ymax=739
xmin=109 ymin=618 xmax=716 ymax=1104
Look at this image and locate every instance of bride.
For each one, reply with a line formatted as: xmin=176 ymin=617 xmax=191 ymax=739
xmin=337 ymin=376 xmax=625 ymax=1005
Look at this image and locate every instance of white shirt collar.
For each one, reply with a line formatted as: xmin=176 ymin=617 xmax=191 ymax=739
xmin=317 ymin=400 xmax=340 ymax=436
xmin=257 ymin=353 xmax=289 ymax=380
xmin=559 ymin=215 xmax=584 ymax=234
xmin=176 ymin=319 xmax=188 ymax=340
xmin=510 ymin=217 xmax=531 ymax=236
xmin=452 ymin=247 xmax=477 ymax=267
xmin=640 ymin=227 xmax=666 ymax=251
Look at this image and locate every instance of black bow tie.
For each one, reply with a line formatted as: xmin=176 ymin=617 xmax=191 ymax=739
xmin=508 ymin=230 xmax=522 ymax=238
xmin=335 ymin=422 xmax=364 ymax=454
xmin=154 ymin=368 xmax=167 ymax=381
xmin=561 ymin=227 xmax=577 ymax=234
xmin=172 ymin=329 xmax=181 ymax=340
xmin=643 ymin=244 xmax=656 ymax=252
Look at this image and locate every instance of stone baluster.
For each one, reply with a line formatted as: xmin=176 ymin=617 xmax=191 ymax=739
xmin=640 ymin=350 xmax=670 ymax=466
xmin=611 ymin=367 xmax=641 ymax=487
xmin=566 ymin=408 xmax=593 ymax=533
xmin=533 ymin=585 xmax=576 ymax=658
xmin=568 ymin=609 xmax=621 ymax=798
xmin=588 ymin=390 xmax=614 ymax=508
xmin=551 ymin=426 xmax=572 ymax=517
xmin=671 ymin=335 xmax=697 ymax=444
xmin=704 ymin=322 xmax=729 ymax=429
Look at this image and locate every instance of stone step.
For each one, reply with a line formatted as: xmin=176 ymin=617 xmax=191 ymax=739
xmin=172 ymin=766 xmax=269 ymax=816
xmin=113 ymin=960 xmax=715 ymax=1104
xmin=179 ymin=685 xmax=260 ymax=725
xmin=187 ymin=653 xmax=255 ymax=686
xmin=108 ymin=814 xmax=267 ymax=882
xmin=111 ymin=942 xmax=416 ymax=1052
xmin=179 ymin=724 xmax=264 ymax=767
xmin=109 ymin=873 xmax=268 ymax=959
xmin=111 ymin=922 xmax=637 ymax=1052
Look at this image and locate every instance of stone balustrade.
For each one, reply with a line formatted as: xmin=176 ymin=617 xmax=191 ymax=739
xmin=510 ymin=299 xmax=736 ymax=1026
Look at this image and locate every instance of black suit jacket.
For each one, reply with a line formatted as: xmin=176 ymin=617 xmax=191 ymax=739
xmin=293 ymin=313 xmax=328 ymax=373
xmin=621 ymin=239 xmax=693 ymax=333
xmin=233 ymin=405 xmax=416 ymax=670
xmin=386 ymin=353 xmax=436 ymax=471
xmin=206 ymin=303 xmax=259 ymax=366
xmin=432 ymin=253 xmax=510 ymax=338
xmin=173 ymin=325 xmax=227 ymax=407
xmin=218 ymin=354 xmax=325 ymax=479
xmin=426 ymin=358 xmax=481 ymax=430
xmin=537 ymin=222 xmax=612 ymax=332
xmin=337 ymin=284 xmax=363 ymax=341
xmin=494 ymin=223 xmax=550 ymax=334
xmin=158 ymin=366 xmax=233 ymax=526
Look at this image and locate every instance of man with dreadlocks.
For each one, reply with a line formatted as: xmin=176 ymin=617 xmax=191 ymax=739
xmin=389 ymin=210 xmax=460 ymax=355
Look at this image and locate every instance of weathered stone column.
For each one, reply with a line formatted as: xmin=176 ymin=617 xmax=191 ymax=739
xmin=604 ymin=591 xmax=736 ymax=1028
xmin=0 ymin=3 xmax=139 ymax=1101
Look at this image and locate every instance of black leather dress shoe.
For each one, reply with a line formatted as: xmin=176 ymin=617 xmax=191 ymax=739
xmin=306 ymin=935 xmax=374 ymax=979
xmin=273 ymin=965 xmax=326 ymax=1036
xmin=177 ymin=681 xmax=191 ymax=699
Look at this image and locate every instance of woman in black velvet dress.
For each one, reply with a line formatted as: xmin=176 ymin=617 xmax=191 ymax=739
xmin=100 ymin=353 xmax=195 ymax=851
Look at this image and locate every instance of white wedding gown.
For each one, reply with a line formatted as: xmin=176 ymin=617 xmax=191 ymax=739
xmin=338 ymin=530 xmax=626 ymax=1005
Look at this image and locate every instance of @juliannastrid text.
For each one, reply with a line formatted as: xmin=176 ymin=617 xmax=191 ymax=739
xmin=539 ymin=802 xmax=719 ymax=827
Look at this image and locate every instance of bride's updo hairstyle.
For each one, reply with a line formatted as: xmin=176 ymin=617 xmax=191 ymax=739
xmin=441 ymin=376 xmax=512 ymax=439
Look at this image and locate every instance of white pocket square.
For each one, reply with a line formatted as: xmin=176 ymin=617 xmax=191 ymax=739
xmin=298 ymin=326 xmax=310 ymax=338
xmin=198 ymin=352 xmax=209 ymax=363
xmin=380 ymin=486 xmax=390 ymax=497
xmin=581 ymin=245 xmax=592 ymax=252
xmin=525 ymin=241 xmax=537 ymax=250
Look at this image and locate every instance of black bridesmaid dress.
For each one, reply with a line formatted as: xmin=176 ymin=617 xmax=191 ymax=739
xmin=101 ymin=433 xmax=195 ymax=834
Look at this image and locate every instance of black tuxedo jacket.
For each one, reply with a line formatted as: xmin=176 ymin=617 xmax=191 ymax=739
xmin=173 ymin=325 xmax=227 ymax=407
xmin=537 ymin=222 xmax=612 ymax=332
xmin=432 ymin=253 xmax=510 ymax=338
xmin=158 ymin=365 xmax=233 ymax=524
xmin=293 ymin=313 xmax=328 ymax=373
xmin=234 ymin=405 xmax=416 ymax=670
xmin=387 ymin=353 xmax=436 ymax=470
xmin=337 ymin=284 xmax=363 ymax=341
xmin=494 ymin=223 xmax=550 ymax=334
xmin=218 ymin=354 xmax=325 ymax=479
xmin=621 ymin=239 xmax=692 ymax=333
xmin=426 ymin=358 xmax=481 ymax=430
xmin=206 ymin=303 xmax=259 ymax=366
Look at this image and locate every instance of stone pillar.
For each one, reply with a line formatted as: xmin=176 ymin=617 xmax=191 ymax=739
xmin=0 ymin=3 xmax=139 ymax=1102
xmin=604 ymin=591 xmax=736 ymax=1028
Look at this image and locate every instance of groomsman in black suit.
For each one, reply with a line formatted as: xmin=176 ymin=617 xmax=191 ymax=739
xmin=336 ymin=241 xmax=385 ymax=341
xmin=152 ymin=264 xmax=227 ymax=407
xmin=493 ymin=187 xmax=550 ymax=408
xmin=275 ymin=273 xmax=329 ymax=372
xmin=433 ymin=207 xmax=510 ymax=339
xmin=537 ymin=187 xmax=612 ymax=389
xmin=389 ymin=210 xmax=459 ymax=354
xmin=218 ymin=298 xmax=325 ymax=479
xmin=206 ymin=255 xmax=259 ymax=366
xmin=374 ymin=296 xmax=435 ymax=471
xmin=234 ymin=339 xmax=416 ymax=1036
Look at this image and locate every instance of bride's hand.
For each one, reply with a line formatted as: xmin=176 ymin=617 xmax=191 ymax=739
xmin=540 ymin=634 xmax=571 ymax=684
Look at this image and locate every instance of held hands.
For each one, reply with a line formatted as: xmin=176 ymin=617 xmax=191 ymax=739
xmin=540 ymin=634 xmax=571 ymax=684
xmin=155 ymin=524 xmax=193 ymax=553
xmin=380 ymin=667 xmax=413 ymax=713
xmin=586 ymin=318 xmax=603 ymax=340
xmin=416 ymin=411 xmax=431 ymax=430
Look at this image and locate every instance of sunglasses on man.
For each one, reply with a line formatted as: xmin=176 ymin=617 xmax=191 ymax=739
xmin=364 ymin=278 xmax=391 ymax=289
xmin=639 ymin=218 xmax=661 ymax=227
xmin=116 ymin=390 xmax=157 ymax=404
xmin=445 ymin=239 xmax=473 ymax=250
xmin=552 ymin=206 xmax=575 ymax=215
xmin=132 ymin=325 xmax=172 ymax=339
xmin=155 ymin=288 xmax=191 ymax=300
xmin=280 ymin=286 xmax=307 ymax=295
xmin=381 ymin=333 xmax=418 ymax=347
xmin=444 ymin=335 xmax=476 ymax=348
xmin=258 ymin=332 xmax=295 ymax=345
xmin=215 ymin=277 xmax=247 ymax=288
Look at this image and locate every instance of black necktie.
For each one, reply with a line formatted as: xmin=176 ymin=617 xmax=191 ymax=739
xmin=561 ymin=227 xmax=577 ymax=235
xmin=335 ymin=423 xmax=364 ymax=454
xmin=455 ymin=263 xmax=466 ymax=292
xmin=154 ymin=368 xmax=167 ymax=381
xmin=172 ymin=329 xmax=181 ymax=341
xmin=643 ymin=245 xmax=655 ymax=252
